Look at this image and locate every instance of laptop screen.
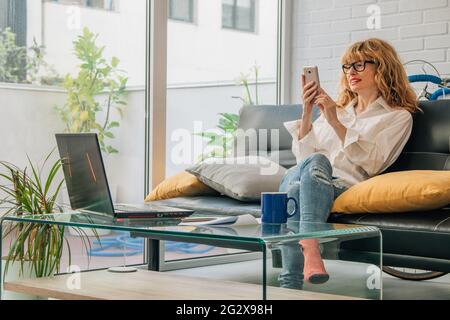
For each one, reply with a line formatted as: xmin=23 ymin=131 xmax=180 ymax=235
xmin=56 ymin=134 xmax=115 ymax=216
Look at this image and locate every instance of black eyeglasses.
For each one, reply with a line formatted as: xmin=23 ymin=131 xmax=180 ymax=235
xmin=342 ymin=61 xmax=376 ymax=74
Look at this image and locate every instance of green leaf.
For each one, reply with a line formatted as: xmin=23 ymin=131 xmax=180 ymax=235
xmin=219 ymin=113 xmax=240 ymax=123
xmin=106 ymin=146 xmax=119 ymax=154
xmin=104 ymin=132 xmax=115 ymax=139
xmin=116 ymin=107 xmax=124 ymax=118
xmin=107 ymin=121 xmax=120 ymax=129
xmin=111 ymin=57 xmax=119 ymax=68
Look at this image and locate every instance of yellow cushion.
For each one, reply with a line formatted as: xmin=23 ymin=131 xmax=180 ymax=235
xmin=332 ymin=171 xmax=450 ymax=214
xmin=145 ymin=171 xmax=219 ymax=202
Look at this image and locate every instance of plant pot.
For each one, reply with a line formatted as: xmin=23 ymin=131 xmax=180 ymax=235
xmin=1 ymin=258 xmax=48 ymax=300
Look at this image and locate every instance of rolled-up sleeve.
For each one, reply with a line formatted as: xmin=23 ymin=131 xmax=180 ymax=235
xmin=339 ymin=110 xmax=413 ymax=176
xmin=284 ymin=120 xmax=318 ymax=162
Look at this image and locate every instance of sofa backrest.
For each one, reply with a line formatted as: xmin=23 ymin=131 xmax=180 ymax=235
xmin=237 ymin=100 xmax=450 ymax=172
xmin=236 ymin=104 xmax=320 ymax=168
xmin=386 ymin=99 xmax=450 ymax=172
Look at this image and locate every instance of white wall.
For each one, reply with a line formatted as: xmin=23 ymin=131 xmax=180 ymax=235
xmin=290 ymin=0 xmax=450 ymax=103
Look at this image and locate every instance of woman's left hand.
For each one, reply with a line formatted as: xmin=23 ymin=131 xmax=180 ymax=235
xmin=314 ymin=88 xmax=340 ymax=126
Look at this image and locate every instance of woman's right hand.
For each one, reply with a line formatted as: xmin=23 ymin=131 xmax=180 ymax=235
xmin=301 ymin=74 xmax=318 ymax=117
xmin=297 ymin=75 xmax=318 ymax=140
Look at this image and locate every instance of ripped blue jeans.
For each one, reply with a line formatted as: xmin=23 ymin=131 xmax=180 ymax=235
xmin=277 ymin=153 xmax=349 ymax=289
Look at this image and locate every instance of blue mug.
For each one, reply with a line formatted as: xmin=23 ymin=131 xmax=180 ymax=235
xmin=261 ymin=192 xmax=298 ymax=224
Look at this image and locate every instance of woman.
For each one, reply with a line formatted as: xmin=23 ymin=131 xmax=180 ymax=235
xmin=278 ymin=38 xmax=420 ymax=289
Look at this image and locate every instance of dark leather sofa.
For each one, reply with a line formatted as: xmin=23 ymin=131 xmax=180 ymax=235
xmin=153 ymin=100 xmax=450 ymax=279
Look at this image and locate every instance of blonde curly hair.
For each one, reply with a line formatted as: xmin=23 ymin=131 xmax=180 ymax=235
xmin=337 ymin=38 xmax=420 ymax=113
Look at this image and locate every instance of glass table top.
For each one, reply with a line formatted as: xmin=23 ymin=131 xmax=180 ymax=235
xmin=1 ymin=211 xmax=380 ymax=244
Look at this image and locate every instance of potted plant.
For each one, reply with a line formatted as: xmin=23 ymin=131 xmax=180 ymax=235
xmin=0 ymin=152 xmax=91 ymax=300
xmin=55 ymin=27 xmax=129 ymax=155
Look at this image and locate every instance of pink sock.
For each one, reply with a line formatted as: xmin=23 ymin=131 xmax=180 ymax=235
xmin=299 ymin=239 xmax=329 ymax=282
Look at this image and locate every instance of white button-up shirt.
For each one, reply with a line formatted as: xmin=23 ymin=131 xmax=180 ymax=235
xmin=283 ymin=96 xmax=413 ymax=187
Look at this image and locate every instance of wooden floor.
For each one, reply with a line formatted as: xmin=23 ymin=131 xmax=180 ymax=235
xmin=4 ymin=269 xmax=362 ymax=300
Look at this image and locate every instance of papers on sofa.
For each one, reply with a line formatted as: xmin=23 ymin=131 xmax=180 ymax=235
xmin=180 ymin=214 xmax=260 ymax=227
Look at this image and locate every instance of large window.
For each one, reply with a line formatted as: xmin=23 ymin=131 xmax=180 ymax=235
xmin=0 ymin=0 xmax=146 ymax=271
xmin=165 ymin=0 xmax=278 ymax=265
xmin=169 ymin=0 xmax=195 ymax=23
xmin=1 ymin=0 xmax=284 ymax=271
xmin=222 ymin=0 xmax=256 ymax=33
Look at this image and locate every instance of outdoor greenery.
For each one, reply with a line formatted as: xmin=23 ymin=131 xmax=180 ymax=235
xmin=0 ymin=152 xmax=92 ymax=278
xmin=55 ymin=27 xmax=128 ymax=154
xmin=0 ymin=27 xmax=128 ymax=154
xmin=196 ymin=64 xmax=261 ymax=160
xmin=0 ymin=27 xmax=59 ymax=85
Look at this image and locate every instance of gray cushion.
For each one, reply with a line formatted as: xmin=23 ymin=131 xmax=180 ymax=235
xmin=186 ymin=156 xmax=286 ymax=203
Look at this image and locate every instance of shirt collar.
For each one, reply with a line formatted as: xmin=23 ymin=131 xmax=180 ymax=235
xmin=345 ymin=99 xmax=358 ymax=115
xmin=345 ymin=96 xmax=392 ymax=115
xmin=376 ymin=96 xmax=393 ymax=111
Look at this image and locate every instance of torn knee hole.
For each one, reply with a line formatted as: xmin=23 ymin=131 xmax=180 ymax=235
xmin=310 ymin=167 xmax=332 ymax=185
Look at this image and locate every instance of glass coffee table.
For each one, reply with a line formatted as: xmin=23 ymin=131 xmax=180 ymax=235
xmin=0 ymin=212 xmax=382 ymax=300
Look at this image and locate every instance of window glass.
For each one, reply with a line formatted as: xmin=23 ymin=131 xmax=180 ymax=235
xmin=0 ymin=0 xmax=146 ymax=271
xmin=169 ymin=0 xmax=194 ymax=23
xmin=222 ymin=0 xmax=256 ymax=32
xmin=165 ymin=0 xmax=278 ymax=263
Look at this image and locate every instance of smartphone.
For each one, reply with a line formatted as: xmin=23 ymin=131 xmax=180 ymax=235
xmin=303 ymin=66 xmax=321 ymax=90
